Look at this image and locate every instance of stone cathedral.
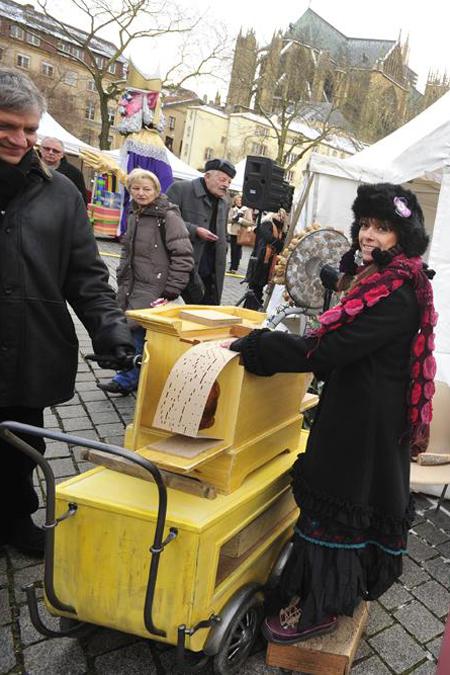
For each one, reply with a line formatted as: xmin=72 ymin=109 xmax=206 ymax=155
xmin=226 ymin=8 xmax=448 ymax=143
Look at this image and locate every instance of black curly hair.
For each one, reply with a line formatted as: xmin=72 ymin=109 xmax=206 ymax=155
xmin=351 ymin=183 xmax=429 ymax=257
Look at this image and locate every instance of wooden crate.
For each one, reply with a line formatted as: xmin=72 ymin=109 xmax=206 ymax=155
xmin=266 ymin=601 xmax=369 ymax=675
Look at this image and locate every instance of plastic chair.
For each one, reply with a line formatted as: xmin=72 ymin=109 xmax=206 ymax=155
xmin=410 ymin=380 xmax=450 ymax=512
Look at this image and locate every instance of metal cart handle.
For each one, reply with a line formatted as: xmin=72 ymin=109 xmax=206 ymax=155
xmin=0 ymin=421 xmax=175 ymax=637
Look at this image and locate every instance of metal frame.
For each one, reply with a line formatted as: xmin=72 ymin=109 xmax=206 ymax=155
xmin=0 ymin=421 xmax=177 ymax=638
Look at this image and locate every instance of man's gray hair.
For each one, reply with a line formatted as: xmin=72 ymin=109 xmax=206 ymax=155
xmin=41 ymin=136 xmax=64 ymax=151
xmin=0 ymin=67 xmax=46 ymax=115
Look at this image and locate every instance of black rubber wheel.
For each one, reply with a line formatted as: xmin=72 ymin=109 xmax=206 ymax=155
xmin=59 ymin=616 xmax=97 ymax=639
xmin=213 ymin=594 xmax=263 ymax=674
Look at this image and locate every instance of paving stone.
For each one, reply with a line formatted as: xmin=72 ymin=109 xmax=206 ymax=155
xmin=65 ymin=428 xmax=99 ymax=442
xmin=0 ymin=553 xmax=6 ymax=583
xmin=394 ymin=599 xmax=444 ymax=642
xmin=365 ymin=602 xmax=394 ymax=636
xmin=430 ymin=509 xmax=450 ymax=532
xmin=413 ymin=521 xmax=450 ymax=546
xmin=437 ymin=540 xmax=450 ymax=558
xmin=237 ymin=650 xmax=282 ymax=674
xmin=412 ymin=579 xmax=450 ymax=618
xmin=62 ymin=416 xmax=94 ymax=432
xmin=102 ymin=435 xmax=127 ymax=448
xmin=94 ymin=641 xmax=157 ymax=674
xmin=55 ymin=405 xmax=86 ymax=420
xmin=44 ymin=413 xmax=58 ymax=427
xmin=407 ymin=533 xmax=438 ymax=562
xmin=379 ymin=581 xmax=413 ymax=611
xmin=400 ymin=556 xmax=431 ymax=588
xmin=0 ymin=588 xmax=11 ymax=625
xmin=351 ymin=655 xmax=391 ymax=675
xmin=426 ymin=635 xmax=444 ymax=659
xmin=59 ymin=394 xmax=81 ymax=406
xmin=83 ymin=400 xmax=115 ymax=413
xmin=96 ymin=423 xmax=125 ymax=437
xmin=13 ymin=563 xmax=44 ymax=603
xmin=410 ymin=659 xmax=439 ymax=674
xmin=79 ymin=390 xmax=109 ymax=402
xmin=23 ymin=636 xmax=87 ymax=674
xmin=48 ymin=457 xmax=76 ymax=478
xmin=354 ymin=638 xmax=373 ymax=661
xmin=7 ymin=545 xmax=44 ymax=571
xmin=73 ymin=381 xmax=100 ymax=392
xmin=368 ymin=624 xmax=426 ymax=672
xmin=85 ymin=626 xmax=138 ymax=656
xmin=89 ymin=412 xmax=122 ymax=425
xmin=413 ymin=493 xmax=436 ymax=512
xmin=76 ymin=371 xmax=99 ymax=382
xmin=45 ymin=441 xmax=72 ymax=458
xmin=423 ymin=556 xmax=450 ymax=586
xmin=19 ymin=600 xmax=60 ymax=645
xmin=0 ymin=625 xmax=15 ymax=672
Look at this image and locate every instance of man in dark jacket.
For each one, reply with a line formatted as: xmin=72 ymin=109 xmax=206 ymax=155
xmin=166 ymin=158 xmax=235 ymax=304
xmin=0 ymin=67 xmax=134 ymax=557
xmin=40 ymin=136 xmax=89 ymax=204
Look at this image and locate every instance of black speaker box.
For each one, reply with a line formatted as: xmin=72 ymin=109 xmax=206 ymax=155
xmin=242 ymin=156 xmax=285 ymax=211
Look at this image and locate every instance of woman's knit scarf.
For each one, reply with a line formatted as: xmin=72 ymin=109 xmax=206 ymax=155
xmin=310 ymin=253 xmax=437 ymax=456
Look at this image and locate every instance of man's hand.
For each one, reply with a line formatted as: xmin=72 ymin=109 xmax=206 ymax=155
xmin=196 ymin=227 xmax=219 ymax=242
xmin=96 ymin=345 xmax=135 ymax=370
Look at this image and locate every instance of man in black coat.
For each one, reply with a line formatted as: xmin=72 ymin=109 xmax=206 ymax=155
xmin=166 ymin=158 xmax=235 ymax=304
xmin=0 ymin=67 xmax=134 ymax=557
xmin=40 ymin=136 xmax=89 ymax=204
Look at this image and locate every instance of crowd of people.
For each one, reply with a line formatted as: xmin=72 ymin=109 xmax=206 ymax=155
xmin=0 ymin=65 xmax=438 ymax=653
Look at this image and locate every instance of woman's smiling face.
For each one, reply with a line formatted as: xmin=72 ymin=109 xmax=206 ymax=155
xmin=358 ymin=217 xmax=398 ymax=262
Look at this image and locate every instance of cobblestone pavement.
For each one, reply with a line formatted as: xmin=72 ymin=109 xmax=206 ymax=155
xmin=1 ymin=240 xmax=449 ymax=674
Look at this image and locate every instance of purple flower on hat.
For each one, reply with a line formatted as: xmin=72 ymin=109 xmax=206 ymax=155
xmin=393 ymin=196 xmax=411 ymax=218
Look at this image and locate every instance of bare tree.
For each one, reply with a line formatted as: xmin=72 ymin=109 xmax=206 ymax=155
xmin=37 ymin=0 xmax=227 ymax=149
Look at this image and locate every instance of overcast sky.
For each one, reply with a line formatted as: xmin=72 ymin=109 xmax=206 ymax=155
xmin=16 ymin=0 xmax=448 ymax=97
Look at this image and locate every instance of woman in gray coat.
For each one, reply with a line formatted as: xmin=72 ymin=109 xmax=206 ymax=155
xmin=98 ymin=169 xmax=194 ymax=394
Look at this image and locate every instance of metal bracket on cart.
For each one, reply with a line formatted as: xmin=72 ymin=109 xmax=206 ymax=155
xmin=0 ymin=421 xmax=172 ymax=640
xmin=176 ymin=614 xmax=221 ymax=672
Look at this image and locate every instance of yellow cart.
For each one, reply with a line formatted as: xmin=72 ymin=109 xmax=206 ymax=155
xmin=0 ymin=306 xmax=314 ymax=674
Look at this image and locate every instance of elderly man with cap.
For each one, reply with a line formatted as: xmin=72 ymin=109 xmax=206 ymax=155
xmin=40 ymin=136 xmax=88 ymax=204
xmin=166 ymin=158 xmax=236 ymax=304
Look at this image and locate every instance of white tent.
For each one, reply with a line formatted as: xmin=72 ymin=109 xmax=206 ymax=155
xmin=37 ymin=112 xmax=201 ymax=182
xmin=295 ymin=89 xmax=450 ymax=385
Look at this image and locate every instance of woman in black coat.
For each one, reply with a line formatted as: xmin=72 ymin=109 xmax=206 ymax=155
xmin=244 ymin=209 xmax=286 ymax=310
xmin=223 ymin=183 xmax=437 ymax=643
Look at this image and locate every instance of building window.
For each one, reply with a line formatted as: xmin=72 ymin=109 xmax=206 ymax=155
xmin=58 ymin=41 xmax=71 ymax=54
xmin=95 ymin=55 xmax=106 ymax=69
xmin=16 ymin=54 xmax=30 ymax=69
xmin=41 ymin=62 xmax=54 ymax=77
xmin=285 ymin=152 xmax=298 ymax=165
xmin=107 ymin=108 xmax=115 ymax=124
xmin=85 ymin=100 xmax=95 ymax=121
xmin=10 ymin=25 xmax=24 ymax=40
xmin=186 ymin=125 xmax=191 ymax=136
xmin=251 ymin=142 xmax=267 ymax=156
xmin=220 ymin=136 xmax=227 ymax=144
xmin=87 ymin=79 xmax=96 ymax=92
xmin=107 ymin=62 xmax=116 ymax=74
xmin=255 ymin=126 xmax=269 ymax=137
xmin=0 ymin=48 xmax=3 ymax=61
xmin=63 ymin=71 xmax=77 ymax=86
xmin=165 ymin=136 xmax=174 ymax=151
xmin=72 ymin=46 xmax=83 ymax=60
xmin=81 ymin=129 xmax=92 ymax=144
xmin=168 ymin=115 xmax=175 ymax=130
xmin=286 ymin=170 xmax=294 ymax=182
xmin=26 ymin=32 xmax=40 ymax=46
xmin=204 ymin=147 xmax=214 ymax=160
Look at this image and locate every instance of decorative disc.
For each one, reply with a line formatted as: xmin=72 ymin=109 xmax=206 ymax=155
xmin=285 ymin=228 xmax=349 ymax=309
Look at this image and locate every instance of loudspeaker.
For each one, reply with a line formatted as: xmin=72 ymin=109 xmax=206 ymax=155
xmin=242 ymin=156 xmax=285 ymax=211
xmin=281 ymin=182 xmax=295 ymax=212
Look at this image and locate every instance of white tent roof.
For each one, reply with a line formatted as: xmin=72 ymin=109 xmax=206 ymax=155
xmin=345 ymin=89 xmax=450 ymax=184
xmin=37 ymin=112 xmax=200 ymax=182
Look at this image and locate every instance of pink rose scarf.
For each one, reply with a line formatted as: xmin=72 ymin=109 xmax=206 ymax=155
xmin=310 ymin=253 xmax=437 ymax=456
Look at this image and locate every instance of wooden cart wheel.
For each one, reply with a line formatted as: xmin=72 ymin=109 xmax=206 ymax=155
xmin=213 ymin=594 xmax=263 ymax=674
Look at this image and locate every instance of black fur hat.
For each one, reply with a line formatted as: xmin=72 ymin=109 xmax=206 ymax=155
xmin=351 ymin=183 xmax=429 ymax=257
